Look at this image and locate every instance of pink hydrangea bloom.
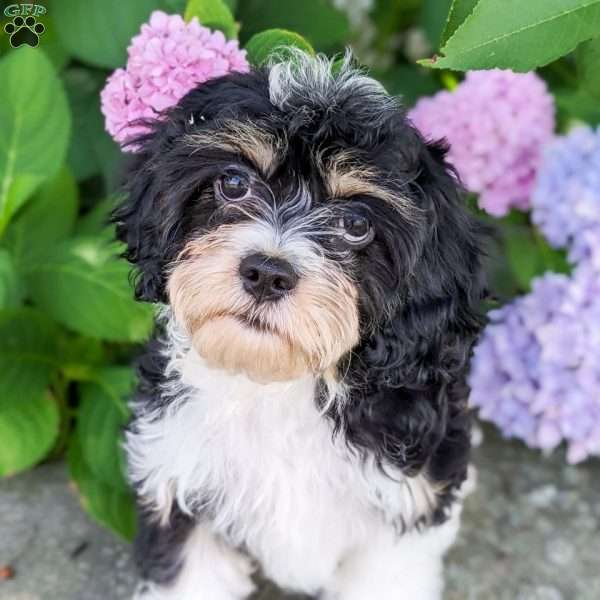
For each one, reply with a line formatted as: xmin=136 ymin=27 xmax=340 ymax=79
xmin=101 ymin=11 xmax=249 ymax=148
xmin=409 ymin=70 xmax=555 ymax=216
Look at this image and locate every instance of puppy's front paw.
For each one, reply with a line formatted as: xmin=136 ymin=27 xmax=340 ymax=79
xmin=459 ymin=464 xmax=478 ymax=499
xmin=133 ymin=582 xmax=159 ymax=600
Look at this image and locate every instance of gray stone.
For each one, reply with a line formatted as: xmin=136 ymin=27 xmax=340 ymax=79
xmin=1 ymin=425 xmax=599 ymax=600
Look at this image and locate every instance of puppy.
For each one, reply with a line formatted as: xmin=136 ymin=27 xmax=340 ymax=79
xmin=114 ymin=52 xmax=486 ymax=600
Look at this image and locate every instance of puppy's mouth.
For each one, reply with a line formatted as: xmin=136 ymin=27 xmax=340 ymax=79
xmin=190 ymin=311 xmax=310 ymax=382
xmin=200 ymin=310 xmax=282 ymax=339
xmin=233 ymin=313 xmax=274 ymax=334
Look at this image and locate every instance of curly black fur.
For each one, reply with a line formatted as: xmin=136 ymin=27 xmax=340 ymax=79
xmin=134 ymin=505 xmax=195 ymax=586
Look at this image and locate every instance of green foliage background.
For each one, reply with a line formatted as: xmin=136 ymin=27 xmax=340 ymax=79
xmin=0 ymin=0 xmax=599 ymax=539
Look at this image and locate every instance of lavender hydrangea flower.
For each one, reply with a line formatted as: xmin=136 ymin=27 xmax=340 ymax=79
xmin=469 ymin=265 xmax=600 ymax=464
xmin=409 ymin=70 xmax=555 ymax=217
xmin=532 ymin=126 xmax=600 ymax=270
xmin=101 ymin=11 xmax=249 ymax=147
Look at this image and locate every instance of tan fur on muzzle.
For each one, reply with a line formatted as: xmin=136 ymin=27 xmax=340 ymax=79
xmin=168 ymin=224 xmax=360 ymax=383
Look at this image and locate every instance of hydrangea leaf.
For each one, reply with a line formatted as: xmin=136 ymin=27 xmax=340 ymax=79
xmin=577 ymin=37 xmax=600 ymax=101
xmin=40 ymin=15 xmax=70 ymax=71
xmin=4 ymin=167 xmax=78 ymax=268
xmin=0 ymin=175 xmax=44 ymax=239
xmin=0 ymin=250 xmax=22 ymax=309
xmin=421 ymin=0 xmax=600 ymax=72
xmin=24 ymin=237 xmax=154 ymax=342
xmin=63 ymin=68 xmax=121 ymax=184
xmin=420 ymin=0 xmax=454 ymax=48
xmin=0 ymin=308 xmax=61 ymax=405
xmin=0 ymin=391 xmax=60 ymax=478
xmin=68 ymin=434 xmax=137 ymax=541
xmin=58 ymin=335 xmax=108 ymax=379
xmin=555 ymin=87 xmax=600 ymax=124
xmin=75 ymin=197 xmax=118 ymax=238
xmin=238 ymin=0 xmax=348 ymax=53
xmin=0 ymin=48 xmax=70 ymax=236
xmin=77 ymin=367 xmax=134 ymax=494
xmin=502 ymin=224 xmax=548 ymax=291
xmin=184 ymin=0 xmax=238 ymax=39
xmin=245 ymin=29 xmax=315 ymax=67
xmin=378 ymin=65 xmax=440 ymax=107
xmin=52 ymin=0 xmax=165 ymax=69
xmin=440 ymin=0 xmax=480 ymax=47
xmin=161 ymin=0 xmax=188 ymax=10
xmin=502 ymin=224 xmax=570 ymax=291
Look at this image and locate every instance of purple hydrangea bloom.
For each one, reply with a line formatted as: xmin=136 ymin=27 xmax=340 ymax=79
xmin=409 ymin=70 xmax=555 ymax=217
xmin=469 ymin=265 xmax=600 ymax=463
xmin=532 ymin=126 xmax=600 ymax=270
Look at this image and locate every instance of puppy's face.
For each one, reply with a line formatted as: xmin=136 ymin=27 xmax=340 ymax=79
xmin=117 ymin=54 xmax=481 ymax=383
xmin=167 ymin=129 xmax=418 ymax=382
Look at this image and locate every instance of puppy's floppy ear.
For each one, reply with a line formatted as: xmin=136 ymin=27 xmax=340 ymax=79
xmin=362 ymin=135 xmax=487 ymax=387
xmin=113 ymin=136 xmax=169 ymax=303
xmin=340 ymin=136 xmax=486 ymax=490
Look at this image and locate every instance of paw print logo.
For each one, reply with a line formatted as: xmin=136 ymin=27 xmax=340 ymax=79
xmin=4 ymin=16 xmax=45 ymax=48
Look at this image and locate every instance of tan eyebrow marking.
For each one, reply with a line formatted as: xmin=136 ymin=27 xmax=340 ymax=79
xmin=184 ymin=120 xmax=286 ymax=176
xmin=320 ymin=150 xmax=416 ymax=218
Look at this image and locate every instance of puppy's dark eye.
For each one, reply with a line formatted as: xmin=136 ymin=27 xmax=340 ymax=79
xmin=217 ymin=173 xmax=250 ymax=201
xmin=337 ymin=215 xmax=374 ymax=247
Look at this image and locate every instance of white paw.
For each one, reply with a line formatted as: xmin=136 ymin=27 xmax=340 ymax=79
xmin=459 ymin=464 xmax=478 ymax=499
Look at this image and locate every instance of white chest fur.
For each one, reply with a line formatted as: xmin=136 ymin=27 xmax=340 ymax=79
xmin=127 ymin=329 xmax=437 ymax=593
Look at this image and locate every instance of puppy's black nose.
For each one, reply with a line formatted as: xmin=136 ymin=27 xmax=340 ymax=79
xmin=239 ymin=253 xmax=298 ymax=302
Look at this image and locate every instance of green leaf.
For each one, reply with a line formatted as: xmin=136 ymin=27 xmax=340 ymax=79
xmin=185 ymin=0 xmax=238 ymax=39
xmin=421 ymin=0 xmax=600 ymax=72
xmin=59 ymin=335 xmax=108 ymax=377
xmin=502 ymin=223 xmax=571 ymax=291
xmin=75 ymin=197 xmax=118 ymax=238
xmin=0 ymin=391 xmax=60 ymax=477
xmin=237 ymin=0 xmax=349 ymax=52
xmin=77 ymin=368 xmax=133 ymax=493
xmin=503 ymin=224 xmax=545 ymax=290
xmin=63 ymin=68 xmax=122 ymax=184
xmin=40 ymin=15 xmax=71 ymax=71
xmin=0 ymin=174 xmax=45 ymax=238
xmin=0 ymin=48 xmax=70 ymax=236
xmin=0 ymin=250 xmax=22 ymax=309
xmin=534 ymin=232 xmax=571 ymax=275
xmin=420 ymin=0 xmax=454 ymax=48
xmin=68 ymin=434 xmax=136 ymax=540
xmin=0 ymin=308 xmax=61 ymax=405
xmin=161 ymin=0 xmax=188 ymax=10
xmin=4 ymin=167 xmax=78 ymax=267
xmin=245 ymin=29 xmax=315 ymax=67
xmin=440 ymin=0 xmax=480 ymax=47
xmin=377 ymin=65 xmax=441 ymax=107
xmin=51 ymin=0 xmax=164 ymax=69
xmin=555 ymin=87 xmax=600 ymax=125
xmin=24 ymin=237 xmax=154 ymax=342
xmin=577 ymin=37 xmax=600 ymax=100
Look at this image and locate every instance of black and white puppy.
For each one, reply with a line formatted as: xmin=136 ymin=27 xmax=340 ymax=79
xmin=115 ymin=52 xmax=486 ymax=600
